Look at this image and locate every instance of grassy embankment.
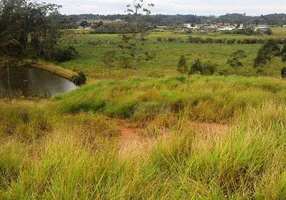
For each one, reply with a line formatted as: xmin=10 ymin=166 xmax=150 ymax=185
xmin=0 ymin=75 xmax=285 ymax=199
xmin=58 ymin=28 xmax=286 ymax=80
xmin=0 ymin=58 xmax=78 ymax=83
xmin=30 ymin=60 xmax=78 ymax=82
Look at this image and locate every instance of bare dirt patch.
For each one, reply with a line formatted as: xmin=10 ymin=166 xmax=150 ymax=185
xmin=115 ymin=119 xmax=233 ymax=157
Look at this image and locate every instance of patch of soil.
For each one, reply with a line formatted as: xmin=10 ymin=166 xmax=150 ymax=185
xmin=189 ymin=122 xmax=231 ymax=135
xmin=115 ymin=119 xmax=233 ymax=157
xmin=117 ymin=124 xmax=141 ymax=141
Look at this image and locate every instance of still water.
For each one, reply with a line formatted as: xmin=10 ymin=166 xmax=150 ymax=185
xmin=0 ymin=66 xmax=77 ymax=98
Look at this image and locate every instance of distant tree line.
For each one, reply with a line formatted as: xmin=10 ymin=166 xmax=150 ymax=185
xmin=59 ymin=13 xmax=286 ymax=28
xmin=156 ymin=36 xmax=286 ymax=45
xmin=89 ymin=22 xmax=138 ymax=34
xmin=223 ymin=28 xmax=273 ymax=36
xmin=155 ymin=35 xmax=286 ymax=47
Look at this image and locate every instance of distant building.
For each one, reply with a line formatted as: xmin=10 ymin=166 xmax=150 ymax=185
xmin=218 ymin=26 xmax=235 ymax=31
xmin=157 ymin=26 xmax=168 ymax=29
xmin=183 ymin=23 xmax=199 ymax=30
xmin=77 ymin=26 xmax=91 ymax=30
xmin=199 ymin=25 xmax=217 ymax=33
xmin=255 ymin=25 xmax=268 ymax=31
xmin=238 ymin=24 xmax=244 ymax=30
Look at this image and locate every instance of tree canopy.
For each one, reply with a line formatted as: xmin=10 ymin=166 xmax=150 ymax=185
xmin=0 ymin=0 xmax=72 ymax=62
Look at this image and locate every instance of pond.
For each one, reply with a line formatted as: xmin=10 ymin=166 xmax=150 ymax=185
xmin=0 ymin=66 xmax=77 ymax=98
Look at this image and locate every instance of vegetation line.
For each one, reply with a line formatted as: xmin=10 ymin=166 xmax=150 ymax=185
xmin=29 ymin=60 xmax=78 ymax=82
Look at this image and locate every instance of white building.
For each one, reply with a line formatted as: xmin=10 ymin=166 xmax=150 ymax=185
xmin=255 ymin=25 xmax=268 ymax=31
xmin=183 ymin=24 xmax=199 ymax=30
xmin=238 ymin=24 xmax=244 ymax=30
xmin=218 ymin=26 xmax=235 ymax=31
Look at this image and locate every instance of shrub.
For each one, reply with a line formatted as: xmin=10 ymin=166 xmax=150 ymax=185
xmin=205 ymin=38 xmax=214 ymax=43
xmin=188 ymin=37 xmax=205 ymax=43
xmin=281 ymin=67 xmax=286 ymax=78
xmin=73 ymin=71 xmax=87 ymax=86
xmin=254 ymin=39 xmax=281 ymax=68
xmin=282 ymin=54 xmax=286 ymax=62
xmin=168 ymin=37 xmax=176 ymax=42
xmin=189 ymin=59 xmax=216 ymax=75
xmin=227 ymin=58 xmax=243 ymax=68
xmin=232 ymin=50 xmax=247 ymax=59
xmin=227 ymin=50 xmax=247 ymax=68
xmin=184 ymin=29 xmax=193 ymax=34
xmin=1 ymin=39 xmax=24 ymax=58
xmin=157 ymin=37 xmax=162 ymax=42
xmin=265 ymin=28 xmax=273 ymax=35
xmin=226 ymin=39 xmax=236 ymax=44
xmin=103 ymin=51 xmax=116 ymax=67
xmin=51 ymin=46 xmax=76 ymax=62
xmin=177 ymin=55 xmax=188 ymax=73
xmin=249 ymin=39 xmax=258 ymax=44
xmin=281 ymin=45 xmax=286 ymax=62
xmin=214 ymin=39 xmax=224 ymax=44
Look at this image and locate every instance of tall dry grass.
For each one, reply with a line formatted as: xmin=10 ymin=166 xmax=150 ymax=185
xmin=0 ymin=76 xmax=285 ymax=199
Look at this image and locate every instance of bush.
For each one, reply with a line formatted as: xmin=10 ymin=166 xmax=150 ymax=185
xmin=157 ymin=37 xmax=162 ymax=42
xmin=254 ymin=39 xmax=281 ymax=68
xmin=189 ymin=59 xmax=216 ymax=75
xmin=168 ymin=37 xmax=176 ymax=42
xmin=73 ymin=71 xmax=87 ymax=86
xmin=232 ymin=50 xmax=247 ymax=59
xmin=214 ymin=39 xmax=224 ymax=44
xmin=282 ymin=54 xmax=286 ymax=62
xmin=227 ymin=50 xmax=247 ymax=68
xmin=265 ymin=28 xmax=273 ymax=35
xmin=1 ymin=39 xmax=24 ymax=58
xmin=103 ymin=51 xmax=116 ymax=67
xmin=227 ymin=58 xmax=243 ymax=68
xmin=226 ymin=39 xmax=236 ymax=44
xmin=177 ymin=55 xmax=188 ymax=73
xmin=281 ymin=67 xmax=286 ymax=78
xmin=51 ymin=46 xmax=76 ymax=62
xmin=281 ymin=45 xmax=286 ymax=62
xmin=205 ymin=38 xmax=214 ymax=43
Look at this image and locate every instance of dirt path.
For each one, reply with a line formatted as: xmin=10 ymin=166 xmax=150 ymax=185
xmin=117 ymin=124 xmax=141 ymax=141
xmin=115 ymin=119 xmax=232 ymax=157
xmin=116 ymin=120 xmax=152 ymax=158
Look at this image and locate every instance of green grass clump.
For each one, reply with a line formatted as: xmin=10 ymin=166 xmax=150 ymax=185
xmin=55 ymin=75 xmax=286 ymax=123
xmin=0 ymin=100 xmax=285 ymax=199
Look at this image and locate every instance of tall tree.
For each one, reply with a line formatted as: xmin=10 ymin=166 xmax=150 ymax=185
xmin=118 ymin=0 xmax=155 ymax=77
xmin=0 ymin=0 xmax=62 ymax=55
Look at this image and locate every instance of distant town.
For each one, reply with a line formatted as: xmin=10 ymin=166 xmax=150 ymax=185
xmin=72 ymin=13 xmax=286 ymax=35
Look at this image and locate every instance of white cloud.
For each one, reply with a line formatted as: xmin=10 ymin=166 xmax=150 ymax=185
xmin=35 ymin=0 xmax=286 ymax=15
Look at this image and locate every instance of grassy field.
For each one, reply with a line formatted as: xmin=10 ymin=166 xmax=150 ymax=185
xmin=1 ymin=29 xmax=286 ymax=199
xmin=0 ymin=76 xmax=286 ymax=199
xmin=59 ymin=28 xmax=286 ymax=80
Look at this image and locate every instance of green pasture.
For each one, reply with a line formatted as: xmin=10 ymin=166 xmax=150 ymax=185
xmin=59 ymin=28 xmax=286 ymax=80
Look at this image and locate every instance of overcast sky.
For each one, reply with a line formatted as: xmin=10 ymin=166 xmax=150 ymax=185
xmin=35 ymin=0 xmax=286 ymax=16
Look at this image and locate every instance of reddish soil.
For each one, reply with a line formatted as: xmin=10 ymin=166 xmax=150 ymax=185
xmin=115 ymin=119 xmax=232 ymax=156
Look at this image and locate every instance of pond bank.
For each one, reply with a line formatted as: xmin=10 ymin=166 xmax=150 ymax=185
xmin=29 ymin=60 xmax=78 ymax=82
xmin=0 ymin=58 xmax=79 ymax=82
